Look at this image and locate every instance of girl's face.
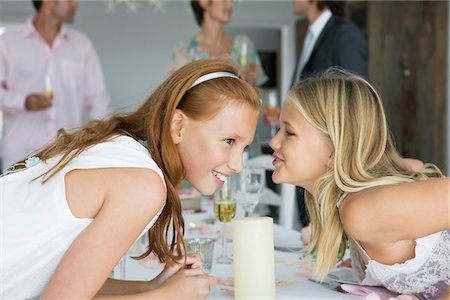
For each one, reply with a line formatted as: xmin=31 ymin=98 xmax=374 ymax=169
xmin=269 ymin=101 xmax=333 ymax=194
xmin=174 ymin=102 xmax=258 ymax=195
xmin=204 ymin=0 xmax=233 ymax=25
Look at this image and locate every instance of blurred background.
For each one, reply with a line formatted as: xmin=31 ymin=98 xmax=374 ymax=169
xmin=1 ymin=0 xmax=448 ymax=174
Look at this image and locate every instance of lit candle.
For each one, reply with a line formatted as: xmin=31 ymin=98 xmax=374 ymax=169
xmin=232 ymin=217 xmax=275 ymax=300
xmin=189 ymin=221 xmax=202 ymax=235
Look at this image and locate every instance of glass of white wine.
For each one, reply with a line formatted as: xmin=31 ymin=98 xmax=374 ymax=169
xmin=213 ymin=177 xmax=236 ymax=264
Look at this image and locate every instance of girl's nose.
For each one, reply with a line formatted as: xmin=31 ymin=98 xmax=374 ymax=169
xmin=228 ymin=150 xmax=244 ymax=173
xmin=269 ymin=131 xmax=281 ymax=151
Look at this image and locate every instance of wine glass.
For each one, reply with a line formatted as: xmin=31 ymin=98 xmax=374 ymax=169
xmin=213 ymin=177 xmax=236 ymax=264
xmin=264 ymin=90 xmax=280 ymax=137
xmin=234 ymin=167 xmax=265 ymax=217
xmin=237 ymin=37 xmax=257 ymax=84
xmin=238 ymin=39 xmax=251 ymax=68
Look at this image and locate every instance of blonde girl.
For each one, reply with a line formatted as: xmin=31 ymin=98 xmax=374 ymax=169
xmin=270 ymin=69 xmax=449 ymax=299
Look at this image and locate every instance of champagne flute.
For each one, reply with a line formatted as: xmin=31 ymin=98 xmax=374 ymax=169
xmin=264 ymin=90 xmax=280 ymax=137
xmin=238 ymin=40 xmax=250 ymax=68
xmin=234 ymin=167 xmax=265 ymax=217
xmin=237 ymin=38 xmax=255 ymax=84
xmin=214 ymin=177 xmax=236 ymax=264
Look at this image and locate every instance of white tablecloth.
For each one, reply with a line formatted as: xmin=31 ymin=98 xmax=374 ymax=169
xmin=120 ymin=200 xmax=361 ymax=300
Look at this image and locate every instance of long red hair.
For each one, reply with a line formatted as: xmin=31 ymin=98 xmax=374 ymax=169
xmin=32 ymin=59 xmax=261 ymax=264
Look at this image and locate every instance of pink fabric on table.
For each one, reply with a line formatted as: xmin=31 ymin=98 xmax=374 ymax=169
xmin=296 ymin=255 xmax=314 ymax=279
xmin=0 ymin=18 xmax=111 ymax=167
xmin=341 ymin=284 xmax=419 ymax=300
xmin=300 ymin=224 xmax=312 ymax=245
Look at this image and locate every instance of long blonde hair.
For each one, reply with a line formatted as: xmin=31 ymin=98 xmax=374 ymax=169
xmin=288 ymin=69 xmax=443 ymax=280
xmin=30 ymin=59 xmax=261 ymax=264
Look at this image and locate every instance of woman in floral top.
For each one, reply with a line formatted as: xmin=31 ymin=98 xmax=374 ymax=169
xmin=169 ymin=0 xmax=268 ymax=86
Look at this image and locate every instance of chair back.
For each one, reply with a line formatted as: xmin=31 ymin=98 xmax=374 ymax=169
xmin=247 ymin=155 xmax=298 ymax=229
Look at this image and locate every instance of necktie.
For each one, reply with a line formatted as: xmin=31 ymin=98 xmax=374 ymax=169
xmin=294 ymin=28 xmax=314 ymax=82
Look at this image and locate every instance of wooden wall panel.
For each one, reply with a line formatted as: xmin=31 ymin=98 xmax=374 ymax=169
xmin=368 ymin=1 xmax=448 ymax=172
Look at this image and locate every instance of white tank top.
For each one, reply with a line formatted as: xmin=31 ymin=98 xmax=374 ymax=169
xmin=0 ymin=136 xmax=166 ymax=299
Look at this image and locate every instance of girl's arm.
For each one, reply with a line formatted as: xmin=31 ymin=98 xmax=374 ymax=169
xmin=341 ymin=177 xmax=449 ymax=244
xmin=94 ymin=267 xmax=215 ymax=300
xmin=96 ymin=254 xmax=203 ymax=295
xmin=438 ymin=288 xmax=449 ymax=300
xmin=401 ymin=158 xmax=423 ymax=172
xmin=40 ymin=167 xmax=216 ymax=299
xmin=40 ymin=168 xmax=167 ymax=299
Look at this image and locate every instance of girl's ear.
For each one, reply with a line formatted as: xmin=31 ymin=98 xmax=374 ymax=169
xmin=170 ymin=109 xmax=187 ymax=144
xmin=326 ymin=151 xmax=334 ymax=170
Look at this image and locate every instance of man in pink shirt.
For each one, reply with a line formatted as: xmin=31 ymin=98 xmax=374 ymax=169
xmin=0 ymin=0 xmax=111 ymax=169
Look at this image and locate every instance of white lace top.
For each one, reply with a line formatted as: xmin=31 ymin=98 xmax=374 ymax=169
xmin=338 ymin=194 xmax=450 ymax=299
xmin=351 ymin=230 xmax=450 ymax=299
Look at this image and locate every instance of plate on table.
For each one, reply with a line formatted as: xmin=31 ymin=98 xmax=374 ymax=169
xmin=326 ymin=268 xmax=358 ymax=284
xmin=274 ymin=236 xmax=303 ymax=252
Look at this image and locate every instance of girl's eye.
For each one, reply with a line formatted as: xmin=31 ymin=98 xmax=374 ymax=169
xmin=225 ymin=138 xmax=235 ymax=145
xmin=286 ymin=130 xmax=295 ymax=137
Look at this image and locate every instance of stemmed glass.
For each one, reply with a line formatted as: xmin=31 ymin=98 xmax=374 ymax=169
xmin=234 ymin=167 xmax=265 ymax=217
xmin=213 ymin=177 xmax=236 ymax=264
xmin=238 ymin=38 xmax=251 ymax=68
xmin=264 ymin=90 xmax=280 ymax=137
xmin=237 ymin=38 xmax=257 ymax=84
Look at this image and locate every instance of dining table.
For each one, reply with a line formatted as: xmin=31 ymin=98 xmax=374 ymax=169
xmin=118 ymin=199 xmax=362 ymax=300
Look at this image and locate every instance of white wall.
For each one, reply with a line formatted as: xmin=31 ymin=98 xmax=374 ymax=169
xmin=1 ymin=1 xmax=448 ymax=172
xmin=0 ymin=0 xmax=297 ymax=112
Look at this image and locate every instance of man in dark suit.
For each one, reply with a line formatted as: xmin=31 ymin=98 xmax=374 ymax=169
xmin=291 ymin=0 xmax=368 ymax=227
xmin=292 ymin=0 xmax=368 ymax=85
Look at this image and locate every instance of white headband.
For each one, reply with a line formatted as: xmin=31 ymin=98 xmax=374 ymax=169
xmin=188 ymin=71 xmax=239 ymax=89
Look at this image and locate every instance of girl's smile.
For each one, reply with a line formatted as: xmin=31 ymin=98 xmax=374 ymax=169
xmin=176 ymin=102 xmax=258 ymax=195
xmin=212 ymin=170 xmax=229 ymax=185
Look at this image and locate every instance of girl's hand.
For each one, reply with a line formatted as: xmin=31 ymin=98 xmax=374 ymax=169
xmin=165 ymin=253 xmax=202 ymax=275
xmin=158 ymin=267 xmax=217 ymax=300
xmin=184 ymin=253 xmax=203 ymax=270
xmin=151 ymin=254 xmax=203 ymax=287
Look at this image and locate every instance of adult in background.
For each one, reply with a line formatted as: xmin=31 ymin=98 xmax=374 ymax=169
xmin=291 ymin=0 xmax=368 ymax=84
xmin=0 ymin=0 xmax=111 ymax=169
xmin=169 ymin=0 xmax=268 ymax=86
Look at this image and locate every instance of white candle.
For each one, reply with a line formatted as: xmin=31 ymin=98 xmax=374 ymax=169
xmin=232 ymin=217 xmax=275 ymax=300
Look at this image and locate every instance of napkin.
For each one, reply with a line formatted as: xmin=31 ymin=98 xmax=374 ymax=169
xmin=341 ymin=284 xmax=420 ymax=300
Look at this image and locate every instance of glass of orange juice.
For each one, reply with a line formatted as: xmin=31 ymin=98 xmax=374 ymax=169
xmin=43 ymin=75 xmax=54 ymax=102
